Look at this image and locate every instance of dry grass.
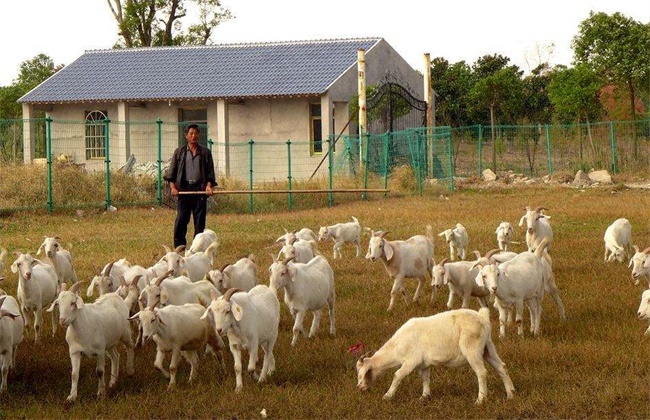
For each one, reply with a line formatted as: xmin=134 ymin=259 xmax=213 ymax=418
xmin=0 ymin=185 xmax=649 ymax=418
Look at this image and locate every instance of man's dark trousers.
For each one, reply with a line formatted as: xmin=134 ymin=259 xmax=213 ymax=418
xmin=173 ymin=182 xmax=207 ymax=248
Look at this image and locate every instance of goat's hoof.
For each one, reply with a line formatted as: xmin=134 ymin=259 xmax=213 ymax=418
xmin=382 ymin=393 xmax=393 ymax=400
xmin=419 ymin=394 xmax=431 ymax=401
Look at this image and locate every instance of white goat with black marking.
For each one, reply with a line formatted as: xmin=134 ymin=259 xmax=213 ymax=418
xmin=269 ymin=255 xmax=335 ymax=346
xmin=37 ymin=236 xmax=78 ymax=285
xmin=438 ymin=223 xmax=469 ymax=261
xmin=519 ymin=206 xmax=553 ymax=252
xmin=356 ymin=307 xmax=515 ymax=403
xmin=47 ymin=282 xmax=134 ymax=403
xmin=495 ymin=222 xmax=516 ymax=252
xmin=10 ymin=252 xmax=59 ymax=342
xmin=129 ymin=301 xmax=225 ymax=390
xmin=206 ymin=254 xmax=258 ymax=294
xmin=318 ymin=216 xmax=362 ymax=259
xmin=0 ymin=295 xmax=24 ymax=394
xmin=365 ymin=226 xmax=434 ymax=311
xmin=603 ymin=218 xmax=633 ymax=263
xmin=185 ymin=229 xmax=218 ymax=257
xmin=201 ymin=286 xmax=280 ymax=392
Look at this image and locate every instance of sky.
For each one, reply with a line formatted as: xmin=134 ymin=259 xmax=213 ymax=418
xmin=1 ymin=0 xmax=649 ymax=87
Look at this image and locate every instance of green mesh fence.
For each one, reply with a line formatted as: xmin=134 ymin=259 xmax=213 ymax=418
xmin=0 ymin=117 xmax=649 ymax=213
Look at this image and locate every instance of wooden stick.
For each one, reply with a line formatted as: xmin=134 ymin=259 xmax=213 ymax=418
xmin=176 ymin=189 xmax=389 ymax=195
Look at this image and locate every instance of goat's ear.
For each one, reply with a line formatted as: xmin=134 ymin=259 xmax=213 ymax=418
xmin=160 ymin=289 xmax=169 ymax=304
xmin=128 ymin=312 xmax=141 ymax=321
xmin=232 ymin=301 xmax=244 ymax=322
xmin=46 ymin=299 xmax=58 ymax=312
xmin=75 ymin=295 xmax=84 ymax=309
xmin=200 ymin=307 xmax=210 ymax=320
xmin=384 ymin=241 xmax=394 ymax=261
xmin=36 ymin=243 xmax=44 ymax=255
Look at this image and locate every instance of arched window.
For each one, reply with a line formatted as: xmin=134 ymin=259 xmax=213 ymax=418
xmin=85 ymin=110 xmax=108 ymax=159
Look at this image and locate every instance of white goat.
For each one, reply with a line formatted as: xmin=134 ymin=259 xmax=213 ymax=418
xmin=37 ymin=236 xmax=78 ymax=285
xmin=185 ymin=229 xmax=218 ymax=257
xmin=47 ymin=282 xmax=134 ymax=403
xmin=629 ymin=246 xmax=650 ymax=286
xmin=87 ymin=258 xmax=132 ymax=297
xmin=161 ymin=243 xmax=218 ymax=282
xmin=430 ymin=258 xmax=488 ymax=309
xmin=202 ymin=286 xmax=280 ymax=392
xmin=474 ymin=242 xmax=548 ymax=337
xmin=141 ymin=271 xmax=217 ymax=307
xmin=0 ymin=248 xmax=8 ymax=276
xmin=269 ymin=255 xmax=335 ymax=346
xmin=603 ymin=218 xmax=633 ymax=263
xmin=275 ymin=228 xmax=317 ymax=245
xmin=495 ymin=222 xmax=516 ymax=252
xmin=365 ymin=226 xmax=434 ymax=311
xmin=438 ymin=223 xmax=469 ymax=261
xmin=636 ymin=289 xmax=650 ymax=335
xmin=519 ymin=206 xmax=553 ymax=252
xmin=318 ymin=216 xmax=362 ymax=259
xmin=130 ymin=301 xmax=225 ymax=389
xmin=0 ymin=295 xmax=24 ymax=394
xmin=10 ymin=252 xmax=59 ymax=342
xmin=279 ymin=238 xmax=319 ymax=263
xmin=356 ymin=307 xmax=515 ymax=403
xmin=206 ymin=254 xmax=258 ymax=294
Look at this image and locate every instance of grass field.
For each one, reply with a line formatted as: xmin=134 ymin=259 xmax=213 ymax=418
xmin=0 ymin=185 xmax=648 ymax=418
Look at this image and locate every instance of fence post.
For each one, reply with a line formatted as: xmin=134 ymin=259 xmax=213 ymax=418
xmin=327 ymin=136 xmax=334 ymax=207
xmin=545 ymin=124 xmax=553 ymax=176
xmin=477 ymin=125 xmax=483 ymax=177
xmin=447 ymin=128 xmax=455 ymax=192
xmin=156 ymin=118 xmax=163 ymax=206
xmin=609 ymin=122 xmax=618 ymax=174
xmin=362 ymin=133 xmax=370 ymax=200
xmin=248 ymin=139 xmax=254 ymax=213
xmin=104 ymin=119 xmax=112 ymax=209
xmin=46 ymin=117 xmax=53 ymax=214
xmin=286 ymin=140 xmax=293 ymax=210
xmin=383 ymin=132 xmax=389 ymax=197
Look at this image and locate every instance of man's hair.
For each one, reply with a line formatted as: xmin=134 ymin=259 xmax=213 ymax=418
xmin=184 ymin=123 xmax=200 ymax=134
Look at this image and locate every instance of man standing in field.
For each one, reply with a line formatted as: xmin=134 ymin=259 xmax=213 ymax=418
xmin=164 ymin=124 xmax=216 ymax=248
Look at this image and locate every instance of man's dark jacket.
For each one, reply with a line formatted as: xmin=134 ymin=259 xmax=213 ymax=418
xmin=164 ymin=144 xmax=217 ymax=189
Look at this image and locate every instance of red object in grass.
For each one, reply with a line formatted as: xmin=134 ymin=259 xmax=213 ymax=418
xmin=347 ymin=342 xmax=365 ymax=357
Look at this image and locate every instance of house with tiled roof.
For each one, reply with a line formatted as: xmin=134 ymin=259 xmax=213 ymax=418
xmin=19 ymin=37 xmax=424 ymax=179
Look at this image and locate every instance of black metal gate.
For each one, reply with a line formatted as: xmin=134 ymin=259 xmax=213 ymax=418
xmin=366 ymin=82 xmax=427 ymax=134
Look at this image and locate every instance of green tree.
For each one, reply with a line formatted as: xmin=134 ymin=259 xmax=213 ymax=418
xmin=572 ymin=11 xmax=650 ymax=154
xmin=0 ymin=85 xmax=25 ymax=119
xmin=522 ymin=64 xmax=553 ymax=124
xmin=106 ymin=0 xmax=233 ymax=47
xmin=430 ymin=57 xmax=473 ymax=127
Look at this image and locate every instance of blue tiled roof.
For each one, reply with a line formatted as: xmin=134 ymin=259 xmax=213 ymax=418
xmin=19 ymin=38 xmax=382 ymax=104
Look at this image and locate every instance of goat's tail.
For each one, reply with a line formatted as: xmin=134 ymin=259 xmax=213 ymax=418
xmin=426 ymin=224 xmax=434 ymax=241
xmin=478 ymin=307 xmax=491 ymax=323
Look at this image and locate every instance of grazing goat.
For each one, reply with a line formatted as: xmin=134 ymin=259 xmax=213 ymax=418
xmin=495 ymin=222 xmax=516 ymax=252
xmin=275 ymin=228 xmax=317 ymax=245
xmin=47 ymin=282 xmax=134 ymax=403
xmin=37 ymin=236 xmax=78 ymax=285
xmin=318 ymin=216 xmax=362 ymax=259
xmin=603 ymin=218 xmax=633 ymax=263
xmin=11 ymin=252 xmax=59 ymax=342
xmin=278 ymin=238 xmax=319 ymax=263
xmin=637 ymin=289 xmax=650 ymax=335
xmin=365 ymin=226 xmax=434 ymax=311
xmin=430 ymin=258 xmax=488 ymax=309
xmin=185 ymin=229 xmax=218 ymax=257
xmin=438 ymin=223 xmax=469 ymax=261
xmin=356 ymin=307 xmax=515 ymax=403
xmin=519 ymin=206 xmax=553 ymax=252
xmin=140 ymin=271 xmax=216 ymax=307
xmin=269 ymin=255 xmax=335 ymax=346
xmin=0 ymin=295 xmax=24 ymax=394
xmin=130 ymin=301 xmax=225 ymax=389
xmin=206 ymin=254 xmax=258 ymax=294
xmin=201 ymin=286 xmax=280 ymax=392
xmin=629 ymin=246 xmax=650 ymax=286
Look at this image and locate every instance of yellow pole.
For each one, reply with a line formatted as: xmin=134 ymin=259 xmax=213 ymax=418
xmin=424 ymin=53 xmax=433 ymax=177
xmin=358 ymin=49 xmax=367 ymax=172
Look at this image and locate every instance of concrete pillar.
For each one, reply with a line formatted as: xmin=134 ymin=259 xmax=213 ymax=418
xmin=22 ymin=103 xmax=34 ymax=164
xmin=116 ymin=102 xmax=130 ymax=167
xmin=216 ymin=99 xmax=229 ymax=176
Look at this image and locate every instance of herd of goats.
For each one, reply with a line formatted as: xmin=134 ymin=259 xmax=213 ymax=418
xmin=0 ymin=206 xmax=647 ymax=405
